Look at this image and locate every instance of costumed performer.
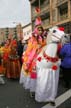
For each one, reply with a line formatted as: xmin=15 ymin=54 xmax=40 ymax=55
xmin=19 ymin=17 xmax=47 ymax=97
xmin=7 ymin=39 xmax=21 ymax=78
xmin=35 ymin=26 xmax=65 ymax=106
xmin=2 ymin=39 xmax=11 ymax=78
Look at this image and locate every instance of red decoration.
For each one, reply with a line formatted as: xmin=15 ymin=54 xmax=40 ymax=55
xmin=30 ymin=72 xmax=37 ymax=79
xmin=57 ymin=43 xmax=62 ymax=54
xmin=12 ymin=40 xmax=17 ymax=45
xmin=37 ymin=57 xmax=42 ymax=62
xmin=52 ymin=65 xmax=58 ymax=70
xmin=37 ymin=17 xmax=41 ymax=21
xmin=35 ymin=7 xmax=40 ymax=13
xmin=43 ymin=52 xmax=58 ymax=62
xmin=58 ymin=27 xmax=64 ymax=31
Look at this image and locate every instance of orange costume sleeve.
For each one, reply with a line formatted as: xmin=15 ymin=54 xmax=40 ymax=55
xmin=3 ymin=46 xmax=11 ymax=60
xmin=23 ymin=37 xmax=38 ymax=70
xmin=22 ymin=36 xmax=46 ymax=72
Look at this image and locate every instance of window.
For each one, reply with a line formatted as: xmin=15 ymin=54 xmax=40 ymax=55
xmin=58 ymin=3 xmax=68 ymax=20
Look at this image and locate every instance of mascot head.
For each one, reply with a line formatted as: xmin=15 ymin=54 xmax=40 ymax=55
xmin=48 ymin=26 xmax=65 ymax=42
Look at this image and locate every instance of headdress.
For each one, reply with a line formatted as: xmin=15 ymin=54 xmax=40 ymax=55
xmin=35 ymin=17 xmax=42 ymax=27
xmin=58 ymin=27 xmax=64 ymax=31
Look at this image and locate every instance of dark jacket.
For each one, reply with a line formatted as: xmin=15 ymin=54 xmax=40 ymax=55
xmin=17 ymin=40 xmax=23 ymax=58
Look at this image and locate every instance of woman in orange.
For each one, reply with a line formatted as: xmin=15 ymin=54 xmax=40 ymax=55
xmin=20 ymin=18 xmax=47 ymax=97
xmin=2 ymin=39 xmax=11 ymax=77
xmin=6 ymin=39 xmax=21 ymax=78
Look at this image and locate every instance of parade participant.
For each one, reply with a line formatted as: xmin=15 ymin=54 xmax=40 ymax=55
xmin=35 ymin=26 xmax=65 ymax=106
xmin=60 ymin=34 xmax=71 ymax=89
xmin=6 ymin=39 xmax=21 ymax=79
xmin=2 ymin=39 xmax=11 ymax=77
xmin=20 ymin=17 xmax=47 ymax=97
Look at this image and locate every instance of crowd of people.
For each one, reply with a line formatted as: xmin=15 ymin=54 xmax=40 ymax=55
xmin=0 ymin=38 xmax=23 ymax=80
xmin=0 ymin=17 xmax=71 ymax=106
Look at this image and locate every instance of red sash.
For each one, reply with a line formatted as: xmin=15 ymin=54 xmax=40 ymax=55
xmin=43 ymin=52 xmax=59 ymax=62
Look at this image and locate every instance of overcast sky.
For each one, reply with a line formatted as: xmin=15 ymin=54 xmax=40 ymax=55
xmin=0 ymin=0 xmax=31 ymax=28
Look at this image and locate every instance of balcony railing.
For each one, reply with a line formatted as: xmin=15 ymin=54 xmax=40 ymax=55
xmin=43 ymin=19 xmax=50 ymax=26
xmin=41 ymin=5 xmax=50 ymax=14
xmin=57 ymin=0 xmax=68 ymax=6
xmin=59 ymin=14 xmax=68 ymax=21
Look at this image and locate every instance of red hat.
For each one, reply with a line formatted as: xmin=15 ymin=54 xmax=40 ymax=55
xmin=58 ymin=27 xmax=64 ymax=31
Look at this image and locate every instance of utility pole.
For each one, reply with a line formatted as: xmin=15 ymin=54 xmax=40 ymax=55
xmin=39 ymin=0 xmax=40 ymax=9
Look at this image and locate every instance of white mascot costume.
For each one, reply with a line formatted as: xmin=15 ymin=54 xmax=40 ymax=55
xmin=35 ymin=26 xmax=65 ymax=104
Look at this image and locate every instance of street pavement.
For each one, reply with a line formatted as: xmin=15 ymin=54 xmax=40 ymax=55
xmin=0 ymin=76 xmax=71 ymax=108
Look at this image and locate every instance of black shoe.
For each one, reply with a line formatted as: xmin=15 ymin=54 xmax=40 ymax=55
xmin=49 ymin=101 xmax=56 ymax=106
xmin=30 ymin=92 xmax=35 ymax=98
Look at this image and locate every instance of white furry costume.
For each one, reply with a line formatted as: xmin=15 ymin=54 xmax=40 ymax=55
xmin=35 ymin=26 xmax=65 ymax=102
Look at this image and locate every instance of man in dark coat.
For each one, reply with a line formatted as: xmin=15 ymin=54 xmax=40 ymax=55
xmin=17 ymin=39 xmax=23 ymax=66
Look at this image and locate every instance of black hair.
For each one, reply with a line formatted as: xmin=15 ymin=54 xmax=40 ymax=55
xmin=37 ymin=26 xmax=44 ymax=32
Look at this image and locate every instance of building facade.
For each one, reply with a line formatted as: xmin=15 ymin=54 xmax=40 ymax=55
xmin=29 ymin=0 xmax=71 ymax=33
xmin=22 ymin=23 xmax=32 ymax=41
xmin=0 ymin=24 xmax=23 ymax=44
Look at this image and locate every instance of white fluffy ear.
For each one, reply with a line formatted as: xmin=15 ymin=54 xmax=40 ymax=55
xmin=49 ymin=27 xmax=52 ymax=32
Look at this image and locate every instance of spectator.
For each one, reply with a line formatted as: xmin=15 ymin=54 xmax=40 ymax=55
xmin=17 ymin=39 xmax=23 ymax=66
xmin=60 ymin=35 xmax=71 ymax=88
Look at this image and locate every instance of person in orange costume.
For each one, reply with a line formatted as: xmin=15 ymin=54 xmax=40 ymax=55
xmin=6 ymin=39 xmax=21 ymax=79
xmin=2 ymin=39 xmax=11 ymax=76
xmin=20 ymin=17 xmax=47 ymax=97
